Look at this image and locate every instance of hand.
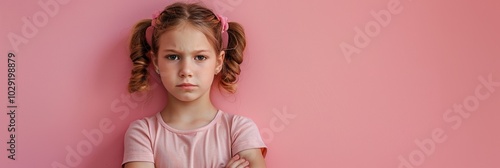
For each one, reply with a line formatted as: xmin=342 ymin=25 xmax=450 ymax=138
xmin=225 ymin=155 xmax=250 ymax=168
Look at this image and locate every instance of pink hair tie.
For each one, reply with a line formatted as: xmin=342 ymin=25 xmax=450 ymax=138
xmin=215 ymin=14 xmax=229 ymax=49
xmin=151 ymin=11 xmax=161 ymax=27
xmin=146 ymin=11 xmax=161 ymax=48
xmin=215 ymin=14 xmax=229 ymax=33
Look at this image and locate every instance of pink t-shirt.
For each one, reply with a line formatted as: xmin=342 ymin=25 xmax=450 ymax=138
xmin=122 ymin=110 xmax=267 ymax=168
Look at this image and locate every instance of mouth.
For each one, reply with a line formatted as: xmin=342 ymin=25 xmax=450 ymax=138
xmin=176 ymin=83 xmax=197 ymax=89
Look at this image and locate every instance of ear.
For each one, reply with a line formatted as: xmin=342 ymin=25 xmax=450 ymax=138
xmin=150 ymin=51 xmax=159 ymax=70
xmin=216 ymin=50 xmax=225 ymax=72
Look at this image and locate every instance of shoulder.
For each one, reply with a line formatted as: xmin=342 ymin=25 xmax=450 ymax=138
xmin=219 ymin=111 xmax=256 ymax=127
xmin=125 ymin=114 xmax=158 ymax=137
xmin=218 ymin=110 xmax=260 ymax=136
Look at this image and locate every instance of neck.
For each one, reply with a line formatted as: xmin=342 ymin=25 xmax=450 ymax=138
xmin=161 ymin=91 xmax=217 ymax=121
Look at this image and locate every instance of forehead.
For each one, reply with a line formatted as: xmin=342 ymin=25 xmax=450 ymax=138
xmin=157 ymin=23 xmax=215 ymax=53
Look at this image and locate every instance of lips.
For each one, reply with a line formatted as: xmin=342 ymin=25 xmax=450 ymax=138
xmin=176 ymin=83 xmax=197 ymax=89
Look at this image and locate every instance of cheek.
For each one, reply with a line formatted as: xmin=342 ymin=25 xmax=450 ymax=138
xmin=208 ymin=62 xmax=218 ymax=72
xmin=199 ymin=64 xmax=217 ymax=80
xmin=157 ymin=60 xmax=176 ymax=71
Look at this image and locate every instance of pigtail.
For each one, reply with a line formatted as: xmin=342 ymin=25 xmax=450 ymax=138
xmin=128 ymin=19 xmax=153 ymax=93
xmin=219 ymin=22 xmax=246 ymax=93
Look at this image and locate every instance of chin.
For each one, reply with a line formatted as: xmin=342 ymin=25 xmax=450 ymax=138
xmin=166 ymin=90 xmax=196 ymax=101
xmin=168 ymin=89 xmax=209 ymax=102
xmin=175 ymin=94 xmax=200 ymax=102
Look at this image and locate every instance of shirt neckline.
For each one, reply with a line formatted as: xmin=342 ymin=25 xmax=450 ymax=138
xmin=156 ymin=110 xmax=222 ymax=134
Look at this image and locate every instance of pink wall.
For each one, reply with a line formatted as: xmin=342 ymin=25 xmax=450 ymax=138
xmin=1 ymin=0 xmax=499 ymax=167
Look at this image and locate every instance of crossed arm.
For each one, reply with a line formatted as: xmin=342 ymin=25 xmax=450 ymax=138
xmin=124 ymin=148 xmax=266 ymax=168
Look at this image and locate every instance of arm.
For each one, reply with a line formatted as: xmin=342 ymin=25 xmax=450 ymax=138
xmin=237 ymin=148 xmax=266 ymax=168
xmin=229 ymin=116 xmax=267 ymax=168
xmin=123 ymin=162 xmax=155 ymax=168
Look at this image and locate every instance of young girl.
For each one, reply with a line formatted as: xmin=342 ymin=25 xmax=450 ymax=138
xmin=122 ymin=2 xmax=267 ymax=168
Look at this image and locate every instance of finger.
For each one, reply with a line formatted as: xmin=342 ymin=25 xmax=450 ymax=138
xmin=235 ymin=160 xmax=249 ymax=168
xmin=228 ymin=159 xmax=247 ymax=168
xmin=226 ymin=155 xmax=240 ymax=167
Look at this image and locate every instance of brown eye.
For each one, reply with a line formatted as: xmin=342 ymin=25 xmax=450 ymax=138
xmin=195 ymin=55 xmax=207 ymax=60
xmin=166 ymin=55 xmax=179 ymax=60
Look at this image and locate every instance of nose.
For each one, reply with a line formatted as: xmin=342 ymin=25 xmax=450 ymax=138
xmin=178 ymin=59 xmax=193 ymax=78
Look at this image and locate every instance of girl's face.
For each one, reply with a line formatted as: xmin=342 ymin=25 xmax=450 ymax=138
xmin=154 ymin=23 xmax=224 ymax=102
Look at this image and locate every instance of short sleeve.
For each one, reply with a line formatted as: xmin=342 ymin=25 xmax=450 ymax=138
xmin=230 ymin=116 xmax=267 ymax=157
xmin=122 ymin=119 xmax=155 ymax=166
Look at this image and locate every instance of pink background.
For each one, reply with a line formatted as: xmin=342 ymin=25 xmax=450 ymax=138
xmin=1 ymin=0 xmax=499 ymax=167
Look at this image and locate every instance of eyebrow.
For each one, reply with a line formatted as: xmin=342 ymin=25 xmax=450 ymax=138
xmin=161 ymin=49 xmax=211 ymax=54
